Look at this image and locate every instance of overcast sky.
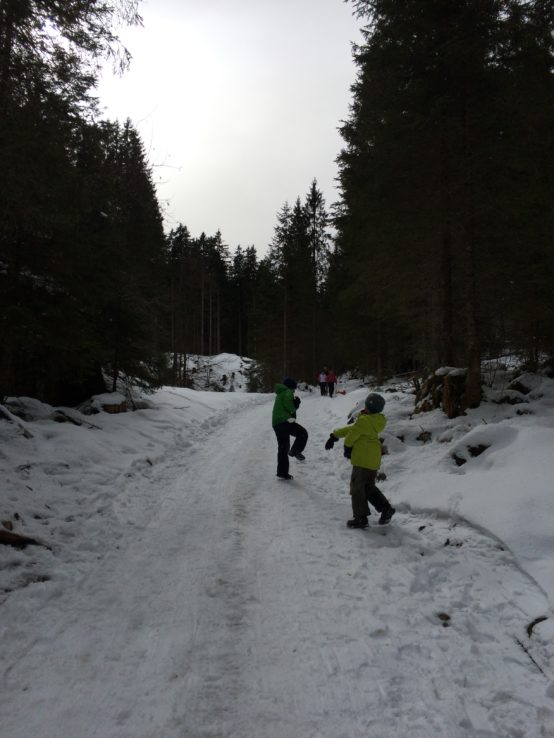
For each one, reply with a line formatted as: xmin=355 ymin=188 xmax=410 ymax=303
xmin=97 ymin=0 xmax=363 ymax=254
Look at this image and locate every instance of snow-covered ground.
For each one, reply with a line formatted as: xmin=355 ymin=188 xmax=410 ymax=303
xmin=186 ymin=353 xmax=257 ymax=392
xmin=1 ymin=363 xmax=554 ymax=737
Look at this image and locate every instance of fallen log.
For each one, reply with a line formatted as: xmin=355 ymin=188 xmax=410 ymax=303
xmin=0 ymin=404 xmax=34 ymax=438
xmin=0 ymin=530 xmax=49 ymax=550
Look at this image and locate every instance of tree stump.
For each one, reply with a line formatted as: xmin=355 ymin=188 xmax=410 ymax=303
xmin=414 ymin=368 xmax=470 ymax=419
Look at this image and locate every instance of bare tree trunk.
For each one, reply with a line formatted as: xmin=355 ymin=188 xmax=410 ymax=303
xmin=283 ymin=285 xmax=287 ymax=377
xmin=215 ymin=289 xmax=221 ymax=354
xmin=440 ymin=225 xmax=454 ymax=366
xmin=464 ymin=240 xmax=481 ymax=407
xmin=439 ymin=126 xmax=455 ymax=367
xmin=311 ymin=221 xmax=318 ymax=381
xmin=375 ymin=319 xmax=383 ymax=383
xmin=182 ymin=351 xmax=187 ymax=387
xmin=237 ymin=304 xmax=242 ymax=358
xmin=208 ymin=280 xmax=213 ymax=355
xmin=178 ymin=253 xmax=186 ymax=384
xmin=462 ymin=100 xmax=481 ymax=408
xmin=111 ymin=296 xmax=122 ymax=392
xmin=250 ymin=294 xmax=256 ymax=357
xmin=0 ymin=0 xmax=16 ymax=112
xmin=170 ymin=271 xmax=177 ymax=382
xmin=312 ymin=298 xmax=317 ymax=384
xmin=111 ymin=347 xmax=118 ymax=393
xmin=200 ymin=271 xmax=205 ymax=356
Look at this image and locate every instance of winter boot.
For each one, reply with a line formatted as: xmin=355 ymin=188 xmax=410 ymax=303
xmin=379 ymin=506 xmax=395 ymax=525
xmin=288 ymin=451 xmax=306 ymax=461
xmin=277 ymin=473 xmax=294 ymax=480
xmin=347 ymin=516 xmax=368 ymax=529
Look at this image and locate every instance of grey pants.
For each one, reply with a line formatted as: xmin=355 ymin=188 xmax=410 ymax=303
xmin=350 ymin=466 xmax=391 ymax=518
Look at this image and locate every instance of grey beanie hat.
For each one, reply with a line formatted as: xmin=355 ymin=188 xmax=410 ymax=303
xmin=365 ymin=393 xmax=385 ymax=413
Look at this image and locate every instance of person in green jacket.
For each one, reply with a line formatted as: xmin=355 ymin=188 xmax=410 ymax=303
xmin=325 ymin=392 xmax=395 ymax=528
xmin=272 ymin=377 xmax=308 ymax=480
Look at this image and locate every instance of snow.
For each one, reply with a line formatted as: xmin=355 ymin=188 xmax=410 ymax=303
xmin=1 ymin=360 xmax=554 ymax=737
xmin=186 ymin=353 xmax=256 ymax=392
xmin=92 ymin=392 xmax=127 ymax=407
xmin=435 ymin=366 xmax=467 ymax=377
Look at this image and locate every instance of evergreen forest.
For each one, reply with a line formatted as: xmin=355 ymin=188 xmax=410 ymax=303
xmin=1 ymin=0 xmax=552 ymax=406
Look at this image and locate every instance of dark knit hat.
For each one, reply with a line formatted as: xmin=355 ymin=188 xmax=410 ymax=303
xmin=283 ymin=377 xmax=297 ymax=390
xmin=365 ymin=393 xmax=385 ymax=413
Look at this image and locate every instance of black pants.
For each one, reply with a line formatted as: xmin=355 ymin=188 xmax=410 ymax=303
xmin=328 ymin=382 xmax=335 ymax=398
xmin=350 ymin=467 xmax=391 ymax=518
xmin=319 ymin=382 xmax=327 ymax=396
xmin=273 ymin=421 xmax=308 ymax=476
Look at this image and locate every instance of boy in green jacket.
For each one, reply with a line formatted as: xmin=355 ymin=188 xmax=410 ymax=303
xmin=272 ymin=377 xmax=308 ymax=480
xmin=325 ymin=393 xmax=395 ymax=528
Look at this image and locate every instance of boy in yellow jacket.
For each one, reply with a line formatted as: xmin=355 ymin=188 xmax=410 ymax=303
xmin=325 ymin=393 xmax=395 ymax=528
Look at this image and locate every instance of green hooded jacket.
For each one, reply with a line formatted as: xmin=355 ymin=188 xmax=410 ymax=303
xmin=332 ymin=411 xmax=386 ymax=470
xmin=272 ymin=383 xmax=297 ymax=426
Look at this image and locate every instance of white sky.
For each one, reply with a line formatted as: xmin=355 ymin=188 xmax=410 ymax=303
xmin=96 ymin=0 xmax=363 ymax=254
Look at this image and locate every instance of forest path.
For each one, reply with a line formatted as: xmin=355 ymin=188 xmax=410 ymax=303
xmin=1 ymin=392 xmax=552 ymax=738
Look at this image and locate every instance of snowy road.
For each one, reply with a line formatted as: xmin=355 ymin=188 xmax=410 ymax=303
xmin=1 ymin=391 xmax=553 ymax=737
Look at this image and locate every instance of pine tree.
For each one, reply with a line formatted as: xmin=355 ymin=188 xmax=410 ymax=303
xmin=262 ymin=184 xmax=331 ymax=382
xmin=166 ymin=224 xmax=192 ymax=384
xmin=96 ymin=120 xmax=166 ymax=391
xmin=230 ymin=245 xmax=259 ymax=358
xmin=304 ymin=180 xmax=331 ymax=377
xmin=0 ymin=1 xmax=144 ymax=401
xmin=333 ymin=0 xmax=553 ymax=398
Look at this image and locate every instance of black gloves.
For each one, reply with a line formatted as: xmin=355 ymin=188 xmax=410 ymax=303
xmin=325 ymin=434 xmax=353 ymax=458
xmin=293 ymin=396 xmax=301 ymax=409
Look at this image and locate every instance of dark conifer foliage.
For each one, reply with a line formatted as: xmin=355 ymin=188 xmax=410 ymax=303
xmin=5 ymin=0 xmax=550 ymax=404
xmin=165 ymin=227 xmax=233 ymax=385
xmin=254 ymin=180 xmax=332 ymax=384
xmin=330 ymin=0 xmax=553 ymax=395
xmin=86 ymin=119 xmax=167 ymax=393
xmin=230 ymin=245 xmax=259 ymax=359
xmin=0 ymin=0 xmax=333 ymax=399
xmin=0 ymin=1 xmax=170 ymax=403
xmin=162 ymin=179 xmax=333 ymax=391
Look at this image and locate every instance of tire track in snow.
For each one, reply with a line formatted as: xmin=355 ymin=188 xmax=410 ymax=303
xmin=166 ymin=394 xmax=554 ymax=738
xmin=1 ymin=394 xmax=553 ymax=738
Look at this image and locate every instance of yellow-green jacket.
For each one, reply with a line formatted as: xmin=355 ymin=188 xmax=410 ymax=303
xmin=332 ymin=411 xmax=386 ymax=470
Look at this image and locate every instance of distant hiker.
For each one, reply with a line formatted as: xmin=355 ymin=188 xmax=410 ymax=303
xmin=325 ymin=392 xmax=395 ymax=528
xmin=318 ymin=369 xmax=328 ymax=396
xmin=272 ymin=377 xmax=308 ymax=480
xmin=327 ymin=369 xmax=337 ymax=398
